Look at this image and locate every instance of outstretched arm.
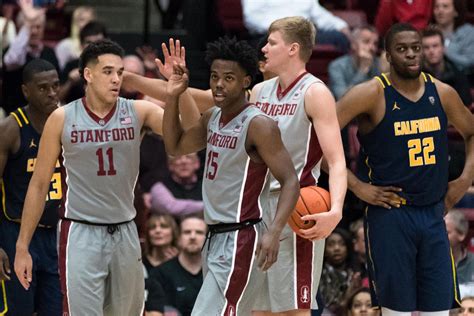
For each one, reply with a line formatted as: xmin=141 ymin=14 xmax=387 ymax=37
xmin=248 ymin=116 xmax=299 ymax=271
xmin=122 ymin=38 xmax=214 ymax=113
xmin=300 ymin=83 xmax=346 ymax=240
xmin=438 ymin=81 xmax=474 ymax=210
xmin=15 ymin=108 xmax=64 ymax=290
xmin=163 ymin=64 xmax=208 ymax=155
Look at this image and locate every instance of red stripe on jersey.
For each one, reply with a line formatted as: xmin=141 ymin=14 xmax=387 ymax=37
xmin=300 ymin=124 xmax=322 ymax=187
xmin=223 ymin=228 xmax=257 ymax=315
xmin=276 ymin=72 xmax=308 ymax=100
xmin=240 ymin=160 xmax=268 ymax=222
xmin=296 ymin=235 xmax=313 ymax=309
xmin=81 ymin=97 xmax=117 ymax=125
xmin=58 ymin=220 xmax=72 ymax=314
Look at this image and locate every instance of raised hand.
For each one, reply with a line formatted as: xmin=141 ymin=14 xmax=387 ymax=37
xmin=18 ymin=0 xmax=45 ymax=23
xmin=166 ymin=62 xmax=189 ymax=97
xmin=155 ymin=38 xmax=186 ymax=80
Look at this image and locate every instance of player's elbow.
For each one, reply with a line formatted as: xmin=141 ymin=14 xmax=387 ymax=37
xmin=281 ymin=171 xmax=300 ymax=195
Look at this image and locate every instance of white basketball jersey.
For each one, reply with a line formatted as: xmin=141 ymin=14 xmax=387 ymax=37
xmin=255 ymin=72 xmax=324 ymax=191
xmin=202 ymin=105 xmax=269 ymax=224
xmin=61 ymin=97 xmax=141 ymax=223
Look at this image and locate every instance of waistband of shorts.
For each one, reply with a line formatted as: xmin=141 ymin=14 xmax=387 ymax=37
xmin=208 ymin=218 xmax=262 ymax=234
xmin=60 ymin=217 xmax=134 ymax=227
xmin=2 ymin=217 xmax=55 ymax=229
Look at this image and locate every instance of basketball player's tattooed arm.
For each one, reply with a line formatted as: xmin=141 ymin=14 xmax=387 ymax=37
xmin=14 ymin=108 xmax=64 ymax=290
xmin=299 ymin=83 xmax=347 ymax=240
xmin=437 ymin=81 xmax=474 ymax=210
xmin=247 ymin=116 xmax=299 ymax=271
xmin=335 ymin=79 xmax=403 ymax=209
xmin=163 ymin=63 xmax=209 ymax=155
xmin=0 ymin=116 xmax=20 ymax=281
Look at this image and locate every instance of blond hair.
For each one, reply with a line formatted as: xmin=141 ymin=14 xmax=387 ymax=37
xmin=268 ymin=16 xmax=316 ymax=62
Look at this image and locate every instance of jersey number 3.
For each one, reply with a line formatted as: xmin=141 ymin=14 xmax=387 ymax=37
xmin=408 ymin=137 xmax=436 ymax=167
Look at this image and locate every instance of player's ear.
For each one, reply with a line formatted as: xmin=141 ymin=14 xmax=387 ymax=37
xmin=83 ymin=67 xmax=92 ymax=83
xmin=21 ymin=84 xmax=30 ymax=101
xmin=289 ymin=43 xmax=299 ymax=56
xmin=243 ymin=75 xmax=251 ymax=89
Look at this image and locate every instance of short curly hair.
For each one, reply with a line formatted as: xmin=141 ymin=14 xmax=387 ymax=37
xmin=205 ymin=36 xmax=258 ymax=80
xmin=79 ymin=39 xmax=124 ymax=79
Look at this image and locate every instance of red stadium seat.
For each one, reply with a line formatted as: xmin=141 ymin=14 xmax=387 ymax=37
xmin=307 ymin=44 xmax=344 ymax=83
xmin=332 ymin=9 xmax=368 ymax=29
xmin=215 ymin=0 xmax=249 ymax=38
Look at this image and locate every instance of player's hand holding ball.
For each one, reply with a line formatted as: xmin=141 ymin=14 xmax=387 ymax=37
xmin=288 ymin=186 xmax=336 ymax=241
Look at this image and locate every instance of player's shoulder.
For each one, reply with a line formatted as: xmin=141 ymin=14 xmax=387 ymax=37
xmin=248 ymin=113 xmax=279 ymax=135
xmin=0 ymin=115 xmax=20 ymax=147
xmin=350 ymin=77 xmax=383 ymax=99
xmin=430 ymin=76 xmax=456 ymax=96
xmin=250 ymin=78 xmax=278 ymax=101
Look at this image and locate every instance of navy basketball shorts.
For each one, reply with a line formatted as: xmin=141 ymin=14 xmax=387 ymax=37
xmin=364 ymin=200 xmax=461 ymax=311
xmin=0 ymin=219 xmax=62 ymax=316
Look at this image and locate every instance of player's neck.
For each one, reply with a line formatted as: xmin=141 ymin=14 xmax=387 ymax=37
xmin=85 ymin=89 xmax=116 ymax=116
xmin=220 ymin=94 xmax=248 ymax=118
xmin=276 ymin=64 xmax=307 ymax=91
xmin=24 ymin=105 xmax=50 ymax=134
xmin=388 ymin=71 xmax=424 ymax=94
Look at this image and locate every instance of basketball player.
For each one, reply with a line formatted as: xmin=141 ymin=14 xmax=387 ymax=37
xmin=163 ymin=37 xmax=299 ymax=316
xmin=14 ymin=39 xmax=198 ymax=315
xmin=335 ymin=23 xmax=474 ymax=314
xmin=0 ymin=59 xmax=62 ymax=315
xmin=122 ymin=27 xmax=346 ymax=315
xmin=247 ymin=17 xmax=347 ymax=316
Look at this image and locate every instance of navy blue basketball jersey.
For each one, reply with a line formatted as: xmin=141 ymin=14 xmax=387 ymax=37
xmin=1 ymin=108 xmax=62 ymax=227
xmin=358 ymin=73 xmax=448 ymax=206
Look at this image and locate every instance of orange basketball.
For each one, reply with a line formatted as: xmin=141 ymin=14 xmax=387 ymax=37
xmin=288 ymin=186 xmax=331 ymax=237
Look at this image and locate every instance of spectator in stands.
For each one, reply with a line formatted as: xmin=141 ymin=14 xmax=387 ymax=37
xmin=2 ymin=0 xmax=59 ymax=114
xmin=142 ymin=214 xmax=180 ymax=273
xmin=432 ymin=0 xmax=474 ymax=70
xmin=349 ymin=219 xmax=369 ymax=287
xmin=242 ymin=0 xmax=351 ymax=52
xmin=375 ymin=0 xmax=433 ymax=37
xmin=58 ymin=21 xmax=107 ymax=104
xmin=421 ymin=27 xmax=472 ymax=106
xmin=320 ymin=228 xmax=359 ymax=315
xmin=445 ymin=210 xmax=474 ymax=298
xmin=328 ymin=26 xmax=380 ymax=100
xmin=120 ymin=55 xmax=146 ymax=99
xmin=0 ymin=14 xmax=16 ymax=67
xmin=343 ymin=287 xmax=380 ymax=316
xmin=149 ymin=153 xmax=203 ymax=217
xmin=54 ymin=6 xmax=95 ymax=70
xmin=146 ymin=215 xmax=206 ymax=316
xmin=460 ymin=297 xmax=474 ymax=316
